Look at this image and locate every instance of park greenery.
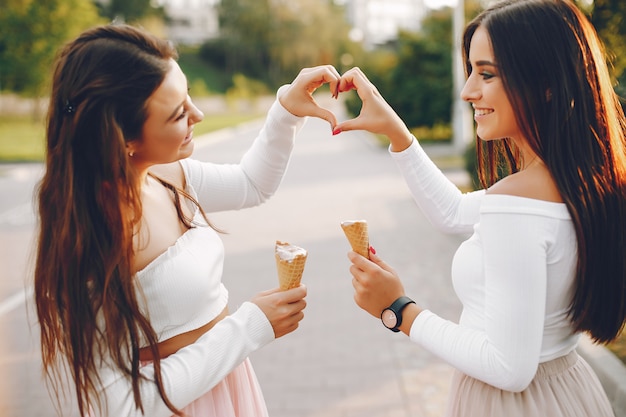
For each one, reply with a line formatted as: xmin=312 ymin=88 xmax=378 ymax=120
xmin=2 ymin=1 xmax=624 ymax=140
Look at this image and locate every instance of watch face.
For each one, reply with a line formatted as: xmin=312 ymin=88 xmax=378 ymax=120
xmin=381 ymin=309 xmax=398 ymax=329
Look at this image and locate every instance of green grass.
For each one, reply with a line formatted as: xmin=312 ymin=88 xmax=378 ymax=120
xmin=0 ymin=112 xmax=263 ymax=163
xmin=0 ymin=116 xmax=46 ymax=162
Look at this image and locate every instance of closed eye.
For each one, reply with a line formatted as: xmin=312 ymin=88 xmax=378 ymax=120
xmin=175 ymin=108 xmax=188 ymax=121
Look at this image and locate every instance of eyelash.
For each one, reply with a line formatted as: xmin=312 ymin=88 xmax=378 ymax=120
xmin=175 ymin=108 xmax=188 ymax=121
xmin=480 ymin=72 xmax=495 ymax=80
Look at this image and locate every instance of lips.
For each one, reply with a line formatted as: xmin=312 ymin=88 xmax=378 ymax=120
xmin=182 ymin=131 xmax=194 ymax=145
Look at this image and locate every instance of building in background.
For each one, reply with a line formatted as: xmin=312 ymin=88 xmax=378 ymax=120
xmin=342 ymin=0 xmax=427 ymax=49
xmin=161 ymin=0 xmax=219 ymax=45
xmin=94 ymin=0 xmax=219 ymax=45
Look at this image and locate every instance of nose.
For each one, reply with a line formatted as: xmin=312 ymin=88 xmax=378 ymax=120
xmin=188 ymin=97 xmax=204 ymax=124
xmin=460 ymin=74 xmax=479 ymax=103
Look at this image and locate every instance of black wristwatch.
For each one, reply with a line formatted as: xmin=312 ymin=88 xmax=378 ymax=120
xmin=381 ymin=296 xmax=415 ymax=332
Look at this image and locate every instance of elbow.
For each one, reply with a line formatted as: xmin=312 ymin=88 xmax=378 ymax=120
xmin=432 ymin=218 xmax=472 ymax=235
xmin=491 ymin=365 xmax=537 ymax=393
xmin=496 ymin=379 xmax=532 ymax=393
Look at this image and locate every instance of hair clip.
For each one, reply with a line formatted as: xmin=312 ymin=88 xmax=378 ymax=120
xmin=64 ymin=100 xmax=76 ymax=115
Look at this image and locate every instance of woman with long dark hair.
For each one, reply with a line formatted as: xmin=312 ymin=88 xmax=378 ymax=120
xmin=34 ymin=24 xmax=340 ymax=417
xmin=337 ymin=0 xmax=625 ymax=415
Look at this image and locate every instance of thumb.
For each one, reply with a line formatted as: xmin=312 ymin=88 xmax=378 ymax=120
xmin=311 ymin=106 xmax=338 ymax=130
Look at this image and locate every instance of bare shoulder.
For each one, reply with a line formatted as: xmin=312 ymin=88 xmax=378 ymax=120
xmin=149 ymin=161 xmax=185 ymax=189
xmin=487 ymin=164 xmax=563 ymax=203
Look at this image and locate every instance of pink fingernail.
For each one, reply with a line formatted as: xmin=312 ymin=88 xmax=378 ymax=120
xmin=332 ymin=128 xmax=342 ymax=136
xmin=369 ymin=246 xmax=376 ymax=255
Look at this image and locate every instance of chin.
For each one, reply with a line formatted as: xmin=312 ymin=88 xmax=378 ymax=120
xmin=179 ymin=143 xmax=194 ymax=159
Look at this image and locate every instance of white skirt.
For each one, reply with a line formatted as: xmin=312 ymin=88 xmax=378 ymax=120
xmin=445 ymin=350 xmax=614 ymax=417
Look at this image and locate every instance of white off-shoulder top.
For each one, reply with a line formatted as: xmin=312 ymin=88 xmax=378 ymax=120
xmin=390 ymin=138 xmax=580 ymax=392
xmin=96 ymin=89 xmax=306 ymax=417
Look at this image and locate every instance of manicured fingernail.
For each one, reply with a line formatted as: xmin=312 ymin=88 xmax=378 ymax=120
xmin=332 ymin=128 xmax=342 ymax=136
xmin=369 ymin=246 xmax=376 ymax=255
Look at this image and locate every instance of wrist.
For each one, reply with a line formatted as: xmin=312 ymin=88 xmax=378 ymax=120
xmin=381 ymin=296 xmax=419 ymax=333
xmin=388 ymin=131 xmax=414 ymax=153
xmin=398 ymin=303 xmax=421 ymax=336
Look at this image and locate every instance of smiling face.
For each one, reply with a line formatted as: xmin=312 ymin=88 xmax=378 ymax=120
xmin=128 ymin=59 xmax=204 ymax=167
xmin=461 ymin=26 xmax=522 ymax=143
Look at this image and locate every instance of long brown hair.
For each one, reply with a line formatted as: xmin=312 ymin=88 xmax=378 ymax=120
xmin=35 ymin=24 xmax=185 ymax=416
xmin=463 ymin=0 xmax=626 ymax=343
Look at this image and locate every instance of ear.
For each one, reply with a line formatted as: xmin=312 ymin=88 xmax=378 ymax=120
xmin=126 ymin=140 xmax=138 ymax=158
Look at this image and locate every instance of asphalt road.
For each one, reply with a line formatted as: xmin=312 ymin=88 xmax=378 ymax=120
xmin=0 ymin=98 xmax=468 ymax=417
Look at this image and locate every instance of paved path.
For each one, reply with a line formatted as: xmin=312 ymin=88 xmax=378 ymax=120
xmin=0 ymin=98 xmax=466 ymax=417
xmin=194 ymin=98 xmax=468 ymax=417
xmin=2 ymin=96 xmax=623 ymax=416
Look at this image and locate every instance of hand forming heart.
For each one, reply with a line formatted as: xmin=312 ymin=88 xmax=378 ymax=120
xmin=279 ymin=66 xmax=412 ymax=150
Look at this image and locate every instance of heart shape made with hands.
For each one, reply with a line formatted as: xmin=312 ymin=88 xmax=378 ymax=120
xmin=282 ymin=67 xmax=390 ymax=136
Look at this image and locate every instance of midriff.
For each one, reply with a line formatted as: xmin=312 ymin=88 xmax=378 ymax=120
xmin=139 ymin=306 xmax=229 ymax=361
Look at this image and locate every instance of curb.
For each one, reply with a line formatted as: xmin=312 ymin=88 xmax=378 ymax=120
xmin=578 ymin=335 xmax=626 ymax=416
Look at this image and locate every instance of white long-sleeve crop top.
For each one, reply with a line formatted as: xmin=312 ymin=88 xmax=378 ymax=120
xmin=389 ymin=138 xmax=580 ymax=393
xmin=95 ymin=88 xmax=306 ymax=417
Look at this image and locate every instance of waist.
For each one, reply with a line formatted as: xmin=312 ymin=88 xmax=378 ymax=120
xmin=139 ymin=306 xmax=229 ymax=361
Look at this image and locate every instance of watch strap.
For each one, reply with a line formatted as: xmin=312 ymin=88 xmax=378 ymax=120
xmin=383 ymin=296 xmax=415 ymax=332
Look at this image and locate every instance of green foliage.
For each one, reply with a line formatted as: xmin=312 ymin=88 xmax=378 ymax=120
xmin=587 ymin=0 xmax=626 ymax=99
xmin=411 ymin=123 xmax=452 ymax=143
xmin=99 ymin=0 xmax=165 ymax=23
xmin=208 ymin=0 xmax=361 ymax=89
xmin=344 ymin=8 xmax=453 ymax=131
xmin=226 ymin=74 xmax=269 ymax=99
xmin=0 ymin=0 xmax=104 ymax=96
xmin=178 ymin=46 xmax=231 ymax=94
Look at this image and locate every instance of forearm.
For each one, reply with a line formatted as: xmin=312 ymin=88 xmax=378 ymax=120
xmin=96 ymin=302 xmax=274 ymax=417
xmin=390 ymin=138 xmax=483 ymax=234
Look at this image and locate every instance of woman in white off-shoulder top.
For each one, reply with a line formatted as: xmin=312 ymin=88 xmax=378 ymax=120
xmin=34 ymin=24 xmax=343 ymax=417
xmin=335 ymin=1 xmax=626 ymax=416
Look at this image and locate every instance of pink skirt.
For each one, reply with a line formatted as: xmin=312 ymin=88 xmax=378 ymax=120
xmin=174 ymin=358 xmax=269 ymax=417
xmin=445 ymin=350 xmax=614 ymax=417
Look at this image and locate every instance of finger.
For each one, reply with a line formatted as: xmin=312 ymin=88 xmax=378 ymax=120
xmin=280 ymin=284 xmax=307 ymax=303
xmin=338 ymin=67 xmax=369 ymax=94
xmin=307 ymin=105 xmax=338 ymax=128
xmin=368 ymin=251 xmax=396 ymax=275
xmin=257 ymin=287 xmax=280 ymax=297
xmin=334 ymin=115 xmax=365 ymax=133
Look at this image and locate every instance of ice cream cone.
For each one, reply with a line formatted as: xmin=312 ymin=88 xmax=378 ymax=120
xmin=341 ymin=220 xmax=370 ymax=259
xmin=275 ymin=241 xmax=307 ymax=290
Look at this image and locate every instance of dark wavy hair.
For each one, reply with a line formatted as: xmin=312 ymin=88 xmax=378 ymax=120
xmin=35 ymin=24 xmax=187 ymax=416
xmin=464 ymin=0 xmax=626 ymax=343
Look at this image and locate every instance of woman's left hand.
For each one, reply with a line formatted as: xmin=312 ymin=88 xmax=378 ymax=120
xmin=348 ymin=248 xmax=406 ymax=319
xmin=278 ymin=65 xmax=341 ymax=129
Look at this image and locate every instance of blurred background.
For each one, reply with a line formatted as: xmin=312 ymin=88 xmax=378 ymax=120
xmin=0 ymin=0 xmax=625 ymax=416
xmin=0 ymin=0 xmax=624 ymax=163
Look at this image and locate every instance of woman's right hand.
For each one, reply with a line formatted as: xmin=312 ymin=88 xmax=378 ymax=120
xmin=252 ymin=285 xmax=307 ymax=338
xmin=335 ymin=67 xmax=414 ymax=152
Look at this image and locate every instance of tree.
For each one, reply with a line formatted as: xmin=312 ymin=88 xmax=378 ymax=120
xmin=96 ymin=0 xmax=165 ymax=23
xmin=0 ymin=0 xmax=103 ymax=97
xmin=586 ymin=0 xmax=626 ymax=97
xmin=205 ymin=0 xmax=360 ymax=88
xmin=350 ymin=8 xmax=454 ymax=130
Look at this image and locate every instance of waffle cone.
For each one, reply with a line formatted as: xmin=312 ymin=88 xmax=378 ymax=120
xmin=275 ymin=241 xmax=307 ymax=290
xmin=341 ymin=220 xmax=369 ymax=259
